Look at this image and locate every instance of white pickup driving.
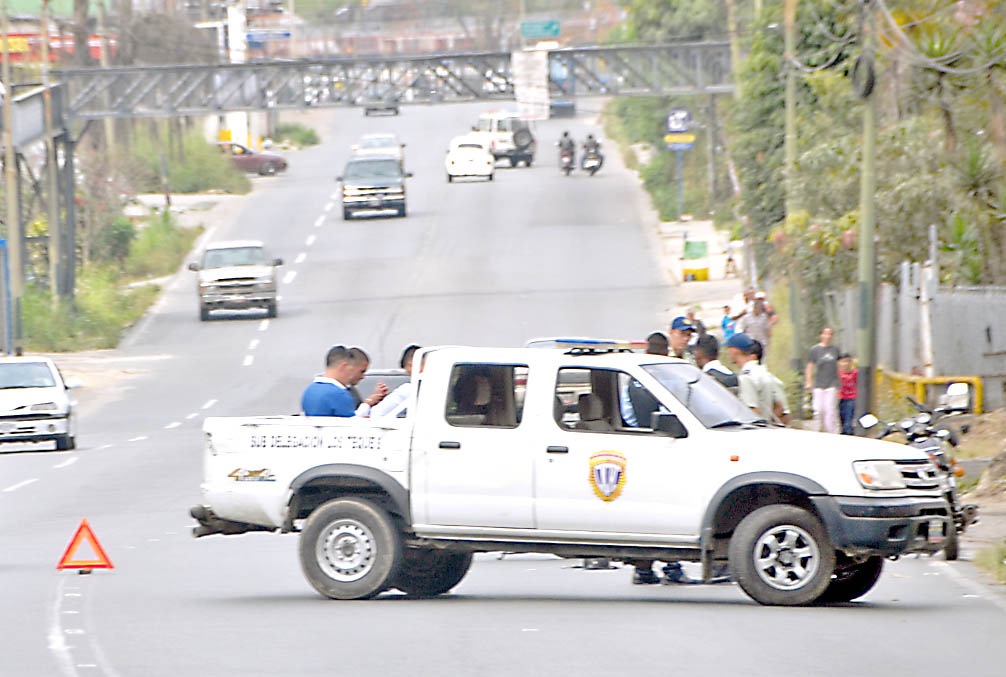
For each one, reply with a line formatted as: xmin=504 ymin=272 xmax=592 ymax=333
xmin=191 ymin=343 xmax=951 ymax=606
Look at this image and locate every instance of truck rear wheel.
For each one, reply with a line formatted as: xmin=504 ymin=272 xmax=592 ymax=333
xmin=729 ymin=504 xmax=835 ymax=606
xmin=199 ymin=304 xmax=210 ymax=322
xmin=299 ymin=498 xmax=403 ymax=600
xmin=943 ymin=526 xmax=959 ymax=561
xmin=815 ymin=555 xmax=883 ymax=604
xmin=394 ymin=548 xmax=473 ymax=597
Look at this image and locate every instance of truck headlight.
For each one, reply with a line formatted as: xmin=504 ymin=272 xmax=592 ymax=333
xmin=853 ymin=461 xmax=907 ymax=490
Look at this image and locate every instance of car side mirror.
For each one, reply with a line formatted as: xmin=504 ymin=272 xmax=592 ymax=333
xmin=335 ymin=176 xmax=343 ymax=182
xmin=942 ymin=382 xmax=972 ymax=413
xmin=858 ymin=414 xmax=879 ymax=429
xmin=405 ymin=171 xmax=413 ymax=178
xmin=273 ymin=258 xmax=283 ymax=266
xmin=187 ymin=262 xmax=200 ymax=271
xmin=652 ymin=413 xmax=688 ymax=438
xmin=64 ymin=377 xmax=82 ymax=390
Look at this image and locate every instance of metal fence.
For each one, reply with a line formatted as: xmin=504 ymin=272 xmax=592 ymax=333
xmin=831 ymin=263 xmax=1006 ymax=410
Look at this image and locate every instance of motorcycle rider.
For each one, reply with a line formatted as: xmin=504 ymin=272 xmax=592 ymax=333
xmin=581 ymin=133 xmax=601 ymax=165
xmin=558 ymin=131 xmax=576 ymax=167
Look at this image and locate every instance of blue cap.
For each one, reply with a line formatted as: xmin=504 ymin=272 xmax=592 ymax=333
xmin=727 ymin=332 xmax=755 ymax=351
xmin=670 ymin=316 xmax=695 ymax=332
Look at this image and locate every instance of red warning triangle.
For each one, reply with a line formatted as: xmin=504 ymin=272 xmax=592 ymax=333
xmin=57 ymin=519 xmax=114 ymax=570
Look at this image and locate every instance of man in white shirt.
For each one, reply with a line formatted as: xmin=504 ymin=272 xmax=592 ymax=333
xmin=371 ymin=344 xmax=421 ymax=418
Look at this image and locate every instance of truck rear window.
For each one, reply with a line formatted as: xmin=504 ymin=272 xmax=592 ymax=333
xmin=445 ymin=363 xmax=527 ymax=428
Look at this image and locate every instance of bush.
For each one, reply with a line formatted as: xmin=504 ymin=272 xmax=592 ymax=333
xmin=125 ymin=212 xmax=202 ymax=279
xmin=92 ymin=215 xmax=136 ymax=268
xmin=976 ymin=544 xmax=1006 ymax=585
xmin=275 ymin=122 xmax=320 ymax=147
xmin=128 ymin=126 xmax=251 ymax=194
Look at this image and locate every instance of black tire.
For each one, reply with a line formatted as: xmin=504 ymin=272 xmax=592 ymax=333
xmin=729 ymin=504 xmax=836 ymax=606
xmin=513 ymin=128 xmax=533 ymax=150
xmin=343 ymin=208 xmax=353 ymax=221
xmin=266 ymin=301 xmax=278 ymax=319
xmin=943 ymin=527 xmax=959 ymax=561
xmin=524 ymin=155 xmax=533 ymax=167
xmin=488 ymin=173 xmax=494 ymax=181
xmin=393 ymin=548 xmax=473 ymax=597
xmin=397 ymin=204 xmax=407 ymax=218
xmin=509 ymin=156 xmax=518 ymax=168
xmin=563 ymin=165 xmax=572 ymax=176
xmin=199 ymin=305 xmax=210 ymax=322
xmin=447 ymin=174 xmax=453 ymax=183
xmin=816 ymin=556 xmax=884 ymax=604
xmin=259 ymin=162 xmax=277 ymax=176
xmin=299 ymin=498 xmax=403 ymax=600
xmin=55 ymin=434 xmax=75 ymax=451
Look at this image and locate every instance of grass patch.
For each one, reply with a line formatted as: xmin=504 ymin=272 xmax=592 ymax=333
xmin=22 ymin=213 xmax=201 ymax=352
xmin=975 ymin=544 xmax=1006 ymax=584
xmin=127 ymin=128 xmax=251 ymax=194
xmin=275 ymin=122 xmax=320 ymax=147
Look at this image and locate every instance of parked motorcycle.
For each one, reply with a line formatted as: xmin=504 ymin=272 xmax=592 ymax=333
xmin=581 ymin=150 xmax=604 ymax=176
xmin=859 ymin=383 xmax=979 ymax=561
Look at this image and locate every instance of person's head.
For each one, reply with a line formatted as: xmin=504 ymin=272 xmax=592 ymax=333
xmin=587 ymin=133 xmax=594 ymax=140
xmin=838 ymin=352 xmax=853 ymax=371
xmin=325 ymin=345 xmax=370 ymax=386
xmin=743 ymin=286 xmax=756 ymax=301
xmin=400 ymin=344 xmax=421 ymax=372
xmin=752 ymin=299 xmax=765 ymax=315
xmin=562 ymin=130 xmax=570 ymax=138
xmin=694 ymin=333 xmax=720 ymax=367
xmin=645 ymin=331 xmax=669 ymax=356
xmin=819 ymin=326 xmax=834 ymax=346
xmin=668 ymin=316 xmax=695 ymax=354
xmin=726 ymin=332 xmax=756 ymax=366
xmin=722 ymin=305 xmax=730 ymax=316
xmin=750 ymin=339 xmax=764 ymax=363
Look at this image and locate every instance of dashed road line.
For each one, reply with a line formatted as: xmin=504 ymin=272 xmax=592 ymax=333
xmin=164 ymin=422 xmax=181 ymax=430
xmin=185 ymin=413 xmax=198 ymax=420
xmin=283 ymin=270 xmax=297 ymax=285
xmin=314 ymin=215 xmax=325 ymax=227
xmin=53 ymin=457 xmax=78 ymax=469
xmin=127 ymin=436 xmax=148 ymax=442
xmin=258 ymin=319 xmax=270 ymax=331
xmin=3 ymin=478 xmax=38 ymax=492
xmin=248 ymin=339 xmax=260 ymax=350
xmin=324 ymin=202 xmax=334 ymax=212
xmin=243 ymin=355 xmax=254 ymax=367
xmin=295 ymin=252 xmax=306 ymax=264
xmin=305 ymin=234 xmax=317 ymax=246
xmin=202 ymin=399 xmax=217 ymax=410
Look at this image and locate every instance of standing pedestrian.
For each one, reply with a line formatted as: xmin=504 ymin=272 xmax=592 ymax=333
xmin=805 ymin=327 xmax=841 ymax=434
xmin=737 ymin=299 xmax=772 ymax=357
xmin=721 ymin=305 xmax=736 ymax=341
xmin=838 ymin=353 xmax=858 ymax=435
xmin=668 ymin=316 xmax=696 ymax=363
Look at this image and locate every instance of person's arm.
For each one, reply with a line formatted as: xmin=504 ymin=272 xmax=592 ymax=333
xmin=370 ymin=382 xmax=411 ymax=418
xmin=804 ymin=349 xmax=816 ymax=390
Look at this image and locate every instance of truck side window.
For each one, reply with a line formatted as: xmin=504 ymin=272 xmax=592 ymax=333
xmin=445 ymin=364 xmax=526 ymax=428
xmin=553 ymin=368 xmax=664 ymax=432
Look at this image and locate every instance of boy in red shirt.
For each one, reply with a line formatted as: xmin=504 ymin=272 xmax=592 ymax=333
xmin=838 ymin=353 xmax=858 ymax=435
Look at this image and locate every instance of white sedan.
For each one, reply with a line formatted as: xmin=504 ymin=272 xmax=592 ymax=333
xmin=445 ymin=135 xmax=495 ymax=182
xmin=0 ymin=356 xmax=78 ymax=451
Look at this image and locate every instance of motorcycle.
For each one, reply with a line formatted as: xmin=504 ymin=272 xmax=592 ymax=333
xmin=559 ymin=148 xmax=575 ymax=176
xmin=581 ymin=150 xmax=604 ymax=176
xmin=859 ymin=383 xmax=979 ymax=561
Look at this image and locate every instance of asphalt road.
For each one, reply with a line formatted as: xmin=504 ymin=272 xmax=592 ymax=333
xmin=2 ymin=101 xmax=1006 ymax=677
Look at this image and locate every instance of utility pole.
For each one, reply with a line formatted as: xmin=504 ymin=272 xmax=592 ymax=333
xmin=42 ymin=0 xmax=64 ymax=301
xmin=855 ymin=0 xmax=878 ymax=415
xmin=783 ymin=0 xmax=805 ymax=375
xmin=2 ymin=0 xmax=22 ymax=351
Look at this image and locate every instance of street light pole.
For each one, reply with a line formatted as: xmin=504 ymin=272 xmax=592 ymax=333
xmin=1 ymin=0 xmax=22 ymax=352
xmin=42 ymin=0 xmax=64 ymax=301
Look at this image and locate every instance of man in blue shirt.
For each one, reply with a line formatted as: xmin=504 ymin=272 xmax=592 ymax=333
xmin=301 ymin=346 xmax=384 ymax=416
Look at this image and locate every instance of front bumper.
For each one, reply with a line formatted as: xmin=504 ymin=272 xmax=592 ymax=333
xmin=811 ymin=495 xmax=951 ymax=557
xmin=0 ymin=415 xmax=69 ymax=443
xmin=342 ymin=195 xmax=405 ymax=210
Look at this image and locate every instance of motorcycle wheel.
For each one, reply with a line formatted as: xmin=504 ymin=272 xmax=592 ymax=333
xmin=563 ymin=165 xmax=572 ymax=176
xmin=943 ymin=526 xmax=959 ymax=561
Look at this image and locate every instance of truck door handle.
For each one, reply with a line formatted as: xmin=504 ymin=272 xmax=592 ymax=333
xmin=439 ymin=441 xmax=461 ymax=449
xmin=546 ymin=446 xmax=569 ymax=454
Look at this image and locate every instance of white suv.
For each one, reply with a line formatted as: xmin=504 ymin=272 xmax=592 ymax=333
xmin=0 ymin=356 xmax=77 ymax=451
xmin=472 ymin=110 xmax=536 ymax=167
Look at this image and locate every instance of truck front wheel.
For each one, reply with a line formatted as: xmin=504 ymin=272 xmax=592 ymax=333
xmin=299 ymin=498 xmax=403 ymax=600
xmin=394 ymin=548 xmax=473 ymax=597
xmin=729 ymin=504 xmax=835 ymax=606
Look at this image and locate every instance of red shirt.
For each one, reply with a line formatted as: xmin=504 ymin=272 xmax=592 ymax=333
xmin=839 ymin=370 xmax=858 ymax=400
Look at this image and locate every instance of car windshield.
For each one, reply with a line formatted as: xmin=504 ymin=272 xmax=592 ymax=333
xmin=360 ymin=136 xmax=397 ymax=149
xmin=641 ymin=362 xmax=761 ymax=428
xmin=455 ymin=143 xmax=486 ymax=151
xmin=344 ymin=159 xmax=402 ymax=179
xmin=0 ymin=362 xmax=57 ymax=389
xmin=203 ymin=246 xmax=268 ymax=268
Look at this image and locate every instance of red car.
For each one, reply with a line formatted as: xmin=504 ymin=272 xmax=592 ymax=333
xmin=217 ymin=142 xmax=288 ymax=176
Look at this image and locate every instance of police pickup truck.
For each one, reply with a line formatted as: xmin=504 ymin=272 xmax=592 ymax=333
xmin=191 ymin=341 xmax=951 ymax=606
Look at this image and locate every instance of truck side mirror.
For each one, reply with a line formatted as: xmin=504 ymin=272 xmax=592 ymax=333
xmin=273 ymin=258 xmax=283 ymax=266
xmin=335 ymin=176 xmax=343 ymax=182
xmin=652 ymin=413 xmax=688 ymax=438
xmin=942 ymin=382 xmax=972 ymax=413
xmin=187 ymin=262 xmax=200 ymax=271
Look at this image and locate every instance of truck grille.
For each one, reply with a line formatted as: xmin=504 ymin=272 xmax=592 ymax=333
xmin=896 ymin=460 xmax=941 ymax=490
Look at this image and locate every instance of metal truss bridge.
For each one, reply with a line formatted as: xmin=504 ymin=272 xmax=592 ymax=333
xmin=51 ymin=41 xmax=734 ymax=121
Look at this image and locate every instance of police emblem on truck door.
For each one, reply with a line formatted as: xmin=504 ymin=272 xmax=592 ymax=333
xmin=589 ymin=451 xmax=627 ymax=502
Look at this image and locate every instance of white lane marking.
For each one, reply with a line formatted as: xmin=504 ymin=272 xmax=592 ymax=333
xmin=3 ymin=478 xmax=38 ymax=492
xmin=932 ymin=560 xmax=1006 ymax=614
xmin=323 ymin=202 xmax=334 ymax=212
xmin=314 ymin=215 xmax=325 ymax=227
xmin=63 ymin=610 xmax=79 ymax=615
xmin=128 ymin=436 xmax=148 ymax=442
xmin=258 ymin=319 xmax=270 ymax=331
xmin=330 ymin=192 xmax=340 ymax=201
xmin=97 ymin=444 xmax=113 ymax=450
xmin=295 ymin=252 xmax=306 ymax=264
xmin=185 ymin=413 xmax=198 ymax=420
xmin=54 ymin=457 xmax=78 ymax=469
xmin=64 ymin=629 xmax=85 ymax=635
xmin=248 ymin=339 xmax=260 ymax=350
xmin=243 ymin=355 xmax=254 ymax=367
xmin=283 ymin=270 xmax=297 ymax=285
xmin=164 ymin=422 xmax=181 ymax=430
xmin=202 ymin=399 xmax=217 ymax=410
xmin=305 ymin=234 xmax=317 ymax=246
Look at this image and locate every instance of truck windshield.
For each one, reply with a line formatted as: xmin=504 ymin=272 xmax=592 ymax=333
xmin=0 ymin=363 xmax=57 ymax=389
xmin=641 ymin=363 xmax=761 ymax=428
xmin=203 ymin=247 xmax=268 ymax=268
xmin=344 ymin=159 xmax=401 ymax=179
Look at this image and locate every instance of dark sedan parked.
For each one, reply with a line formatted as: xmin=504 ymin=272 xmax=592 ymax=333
xmin=217 ymin=142 xmax=288 ymax=176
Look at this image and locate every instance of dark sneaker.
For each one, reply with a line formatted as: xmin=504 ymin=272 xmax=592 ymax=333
xmin=632 ymin=569 xmax=661 ymax=585
xmin=661 ymin=563 xmax=687 ymax=584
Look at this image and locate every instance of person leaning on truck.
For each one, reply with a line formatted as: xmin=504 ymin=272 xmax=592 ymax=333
xmin=301 ymin=346 xmax=386 ymax=417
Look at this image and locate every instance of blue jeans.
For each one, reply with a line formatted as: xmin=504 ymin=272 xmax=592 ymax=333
xmin=839 ymin=398 xmax=856 ymax=435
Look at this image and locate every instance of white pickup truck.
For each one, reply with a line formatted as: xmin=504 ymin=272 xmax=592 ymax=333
xmin=191 ymin=343 xmax=951 ymax=606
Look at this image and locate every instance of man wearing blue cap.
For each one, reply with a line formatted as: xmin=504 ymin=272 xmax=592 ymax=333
xmin=668 ymin=316 xmax=697 ymax=364
xmin=726 ymin=332 xmax=777 ymax=419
